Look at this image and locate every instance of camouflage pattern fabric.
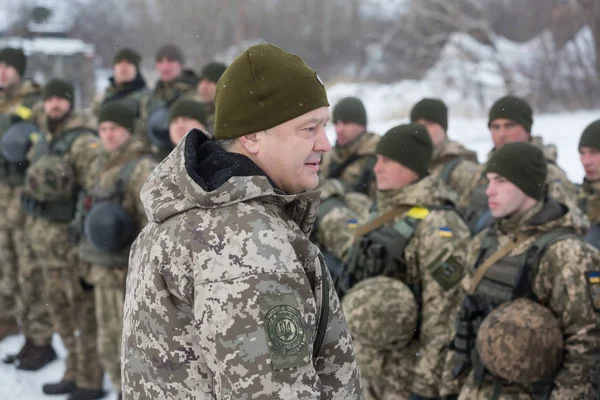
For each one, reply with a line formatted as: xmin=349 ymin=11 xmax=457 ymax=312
xmin=91 ymin=74 xmax=150 ymax=117
xmin=444 ymin=198 xmax=600 ymax=400
xmin=122 ymin=130 xmax=363 ymax=399
xmin=95 ymin=286 xmax=124 ymax=391
xmin=318 ymin=175 xmax=471 ymax=399
xmin=319 ymin=131 xmax=380 ymax=198
xmin=578 ymin=180 xmax=600 ymax=223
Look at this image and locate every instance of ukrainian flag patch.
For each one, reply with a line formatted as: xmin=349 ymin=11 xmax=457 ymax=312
xmin=587 ymin=271 xmax=600 ymax=284
xmin=438 ymin=227 xmax=453 ymax=238
xmin=347 ymin=219 xmax=358 ymax=229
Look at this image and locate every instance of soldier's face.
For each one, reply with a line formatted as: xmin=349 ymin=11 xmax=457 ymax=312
xmin=485 ymin=172 xmax=534 ymax=218
xmin=156 ymin=58 xmax=182 ymax=82
xmin=197 ymin=79 xmax=217 ymax=103
xmin=0 ymin=63 xmax=20 ymax=88
xmin=334 ymin=121 xmax=365 ymax=146
xmin=415 ymin=119 xmax=446 ymax=147
xmin=43 ymin=97 xmax=71 ymax=121
xmin=373 ymin=155 xmax=419 ymax=191
xmin=99 ymin=121 xmax=132 ymax=151
xmin=169 ymin=117 xmax=206 ymax=146
xmin=580 ymin=146 xmax=600 ymax=181
xmin=241 ymin=106 xmax=331 ymax=194
xmin=490 ymin=118 xmax=530 ymax=148
xmin=113 ymin=60 xmax=137 ymax=85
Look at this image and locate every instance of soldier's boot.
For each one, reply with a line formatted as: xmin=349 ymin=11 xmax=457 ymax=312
xmin=66 ymin=388 xmax=106 ymax=400
xmin=17 ymin=343 xmax=57 ymax=371
xmin=3 ymin=337 xmax=34 ymax=364
xmin=0 ymin=316 xmax=20 ymax=341
xmin=42 ymin=379 xmax=77 ymax=395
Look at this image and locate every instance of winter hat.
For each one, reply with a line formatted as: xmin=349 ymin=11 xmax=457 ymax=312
xmin=332 ymin=97 xmax=367 ymax=126
xmin=578 ymin=119 xmax=600 ymax=151
xmin=113 ymin=47 xmax=141 ymax=69
xmin=0 ymin=47 xmax=26 ymax=77
xmin=214 ymin=43 xmax=329 ymax=139
xmin=98 ymin=102 xmax=136 ymax=133
xmin=199 ymin=62 xmax=228 ymax=83
xmin=410 ymin=98 xmax=448 ymax=131
xmin=43 ymin=79 xmax=74 ymax=102
xmin=485 ymin=142 xmax=547 ymax=200
xmin=488 ymin=95 xmax=533 ymax=133
xmin=169 ymin=98 xmax=207 ymax=127
xmin=155 ymin=44 xmax=184 ymax=64
xmin=376 ymin=123 xmax=433 ymax=178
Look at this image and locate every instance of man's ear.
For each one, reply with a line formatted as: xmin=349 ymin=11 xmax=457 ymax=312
xmin=239 ymin=132 xmax=260 ymax=155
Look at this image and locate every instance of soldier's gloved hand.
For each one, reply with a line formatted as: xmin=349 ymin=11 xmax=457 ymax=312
xmin=408 ymin=394 xmax=440 ymax=400
xmin=79 ymin=277 xmax=94 ymax=292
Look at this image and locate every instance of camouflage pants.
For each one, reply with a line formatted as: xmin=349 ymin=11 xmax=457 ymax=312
xmin=13 ymin=227 xmax=53 ymax=345
xmin=95 ymin=286 xmax=124 ymax=391
xmin=0 ymin=228 xmax=19 ymax=323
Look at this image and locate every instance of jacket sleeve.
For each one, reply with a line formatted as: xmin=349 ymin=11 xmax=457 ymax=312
xmin=70 ymin=134 xmax=104 ymax=191
xmin=193 ymin=255 xmax=363 ymax=399
xmin=535 ymin=238 xmax=600 ymax=400
xmin=129 ymin=158 xmax=157 ymax=227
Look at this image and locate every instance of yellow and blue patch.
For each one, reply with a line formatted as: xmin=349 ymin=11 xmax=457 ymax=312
xmin=347 ymin=219 xmax=358 ymax=229
xmin=587 ymin=272 xmax=600 ymax=312
xmin=587 ymin=271 xmax=600 ymax=284
xmin=438 ymin=227 xmax=453 ymax=238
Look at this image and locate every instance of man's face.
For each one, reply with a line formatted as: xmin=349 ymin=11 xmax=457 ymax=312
xmin=334 ymin=121 xmax=365 ymax=146
xmin=485 ymin=172 xmax=531 ymax=218
xmin=169 ymin=117 xmax=206 ymax=146
xmin=250 ymin=106 xmax=331 ymax=194
xmin=580 ymin=146 xmax=600 ymax=181
xmin=415 ymin=118 xmax=445 ymax=147
xmin=99 ymin=121 xmax=132 ymax=151
xmin=373 ymin=155 xmax=419 ymax=191
xmin=197 ymin=79 xmax=217 ymax=103
xmin=113 ymin=60 xmax=137 ymax=85
xmin=490 ymin=118 xmax=530 ymax=148
xmin=0 ymin=63 xmax=21 ymax=89
xmin=155 ymin=58 xmax=182 ymax=83
xmin=43 ymin=97 xmax=71 ymax=121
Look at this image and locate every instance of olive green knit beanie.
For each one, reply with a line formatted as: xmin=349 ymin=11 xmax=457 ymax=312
xmin=410 ymin=98 xmax=448 ymax=131
xmin=579 ymin=119 xmax=600 ymax=151
xmin=376 ymin=123 xmax=433 ymax=178
xmin=333 ymin=97 xmax=367 ymax=126
xmin=98 ymin=102 xmax=136 ymax=133
xmin=488 ymin=95 xmax=533 ymax=133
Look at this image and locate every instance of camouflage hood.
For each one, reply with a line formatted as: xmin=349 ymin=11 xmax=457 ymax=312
xmin=376 ymin=174 xmax=457 ymax=214
xmin=497 ymin=196 xmax=589 ymax=236
xmin=487 ymin=136 xmax=557 ymax=164
xmin=432 ymin=138 xmax=478 ymax=167
xmin=140 ymin=129 xmax=321 ymax=233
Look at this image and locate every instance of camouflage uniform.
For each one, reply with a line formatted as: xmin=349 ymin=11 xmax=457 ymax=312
xmin=22 ymin=110 xmax=104 ymax=389
xmin=139 ymin=71 xmax=197 ymax=125
xmin=0 ymin=79 xmax=53 ymax=342
xmin=122 ymin=130 xmax=364 ymax=399
xmin=459 ymin=136 xmax=578 ymax=225
xmin=578 ymin=180 xmax=600 ymax=223
xmin=319 ymin=131 xmax=380 ymax=198
xmin=430 ymin=138 xmax=479 ymax=206
xmin=91 ymin=72 xmax=150 ymax=117
xmin=317 ymin=176 xmax=471 ymax=399
xmin=81 ymin=138 xmax=155 ymax=392
xmin=443 ymin=197 xmax=600 ymax=400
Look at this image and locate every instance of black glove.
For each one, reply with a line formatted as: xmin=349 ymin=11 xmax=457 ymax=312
xmin=408 ymin=394 xmax=439 ymax=400
xmin=79 ymin=277 xmax=94 ymax=292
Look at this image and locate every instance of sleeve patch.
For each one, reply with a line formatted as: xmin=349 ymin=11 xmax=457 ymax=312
xmin=586 ymin=272 xmax=600 ymax=312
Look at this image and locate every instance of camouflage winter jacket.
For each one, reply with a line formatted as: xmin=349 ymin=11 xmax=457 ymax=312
xmin=443 ymin=197 xmax=600 ymax=400
xmin=92 ymin=72 xmax=150 ymax=117
xmin=317 ymin=176 xmax=471 ymax=399
xmin=319 ymin=131 xmax=380 ymax=198
xmin=121 ymin=129 xmax=364 ymax=399
xmin=578 ymin=179 xmax=600 ymax=224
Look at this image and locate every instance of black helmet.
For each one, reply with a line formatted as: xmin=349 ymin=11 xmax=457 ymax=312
xmin=84 ymin=201 xmax=136 ymax=253
xmin=0 ymin=121 xmax=38 ymax=164
xmin=146 ymin=105 xmax=171 ymax=149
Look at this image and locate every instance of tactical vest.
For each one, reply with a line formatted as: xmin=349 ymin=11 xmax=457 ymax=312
xmin=451 ymin=229 xmax=576 ymax=398
xmin=20 ymin=128 xmax=95 ymax=222
xmin=326 ymin=153 xmax=376 ymax=196
xmin=438 ymin=157 xmax=462 ymax=185
xmin=71 ymin=158 xmax=143 ymax=266
xmin=0 ymin=103 xmax=36 ymax=187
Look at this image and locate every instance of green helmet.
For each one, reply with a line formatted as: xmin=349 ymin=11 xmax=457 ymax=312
xmin=25 ymin=156 xmax=75 ymax=202
xmin=342 ymin=276 xmax=417 ymax=350
xmin=476 ymin=298 xmax=564 ymax=384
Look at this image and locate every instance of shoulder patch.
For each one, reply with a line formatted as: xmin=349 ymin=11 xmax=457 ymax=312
xmin=427 ymin=246 xmax=464 ymax=291
xmin=259 ymin=294 xmax=310 ymax=370
xmin=406 ymin=206 xmax=429 ymax=220
xmin=587 ymin=272 xmax=600 ymax=312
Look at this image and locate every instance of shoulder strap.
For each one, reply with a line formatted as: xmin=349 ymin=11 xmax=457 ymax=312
xmin=313 ymin=253 xmax=330 ymax=358
xmin=350 ymin=155 xmax=377 ymax=194
xmin=354 ymin=205 xmax=429 ymax=239
xmin=50 ymin=128 xmax=96 ymax=156
xmin=114 ymin=158 xmax=143 ymax=196
xmin=328 ymin=154 xmax=365 ymax=179
xmin=524 ymin=230 xmax=577 ymax=276
xmin=439 ymin=158 xmax=462 ymax=184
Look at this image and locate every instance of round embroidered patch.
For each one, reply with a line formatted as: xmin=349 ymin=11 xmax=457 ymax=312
xmin=265 ymin=305 xmax=305 ymax=356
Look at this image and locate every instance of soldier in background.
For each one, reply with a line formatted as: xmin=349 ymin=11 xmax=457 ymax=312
xmin=577 ymin=119 xmax=600 ymax=248
xmin=410 ymin=98 xmax=478 ymax=205
xmin=316 ymin=124 xmax=471 ymax=399
xmin=196 ymin=61 xmax=227 ymax=133
xmin=92 ymin=47 xmax=150 ymax=116
xmin=443 ymin=142 xmax=600 ymax=400
xmin=76 ymin=102 xmax=156 ymax=400
xmin=21 ymin=79 xmax=105 ymax=399
xmin=319 ymin=96 xmax=380 ymax=198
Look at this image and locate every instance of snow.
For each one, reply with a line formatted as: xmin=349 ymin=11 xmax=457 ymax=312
xmin=0 ymin=37 xmax=95 ymax=57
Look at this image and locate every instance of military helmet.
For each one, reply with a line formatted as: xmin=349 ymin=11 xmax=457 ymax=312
xmin=476 ymin=298 xmax=564 ymax=384
xmin=146 ymin=105 xmax=171 ymax=149
xmin=84 ymin=201 xmax=136 ymax=253
xmin=0 ymin=121 xmax=37 ymax=164
xmin=25 ymin=156 xmax=75 ymax=202
xmin=342 ymin=276 xmax=417 ymax=350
